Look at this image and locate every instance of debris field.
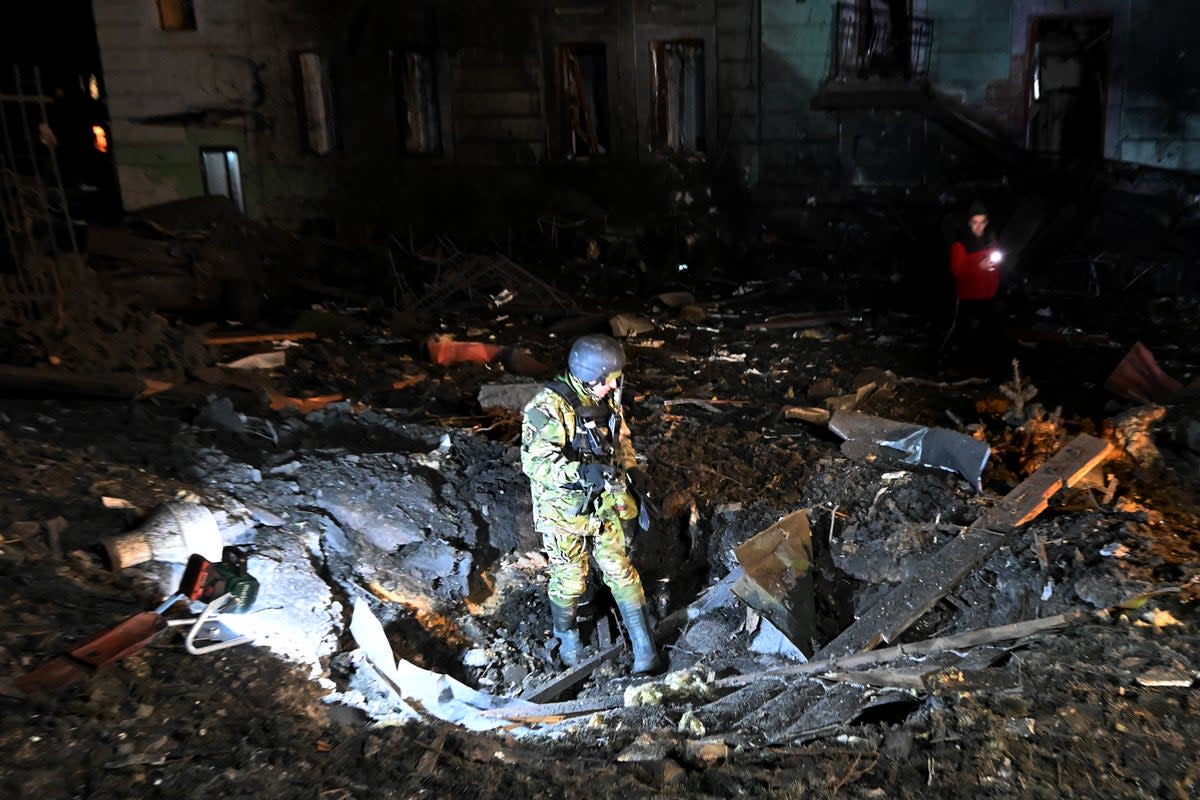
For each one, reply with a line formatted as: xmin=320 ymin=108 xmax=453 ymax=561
xmin=1 ymin=200 xmax=1199 ymax=800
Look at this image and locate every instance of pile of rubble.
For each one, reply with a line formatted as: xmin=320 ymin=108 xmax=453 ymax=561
xmin=1 ymin=193 xmax=1199 ymax=796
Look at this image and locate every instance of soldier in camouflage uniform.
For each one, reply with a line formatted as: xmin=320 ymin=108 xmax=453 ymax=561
xmin=520 ymin=334 xmax=663 ymax=674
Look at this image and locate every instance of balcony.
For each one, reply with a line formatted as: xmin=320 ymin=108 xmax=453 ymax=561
xmin=815 ymin=2 xmax=934 ymax=109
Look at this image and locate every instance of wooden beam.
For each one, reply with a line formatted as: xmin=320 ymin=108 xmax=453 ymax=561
xmin=518 ymin=642 xmax=624 ymax=703
xmin=716 ymin=611 xmax=1086 ymax=689
xmin=815 ymin=434 xmax=1112 ymax=658
xmin=479 ymin=692 xmax=625 ymax=720
xmin=985 ymin=434 xmax=1114 ymax=527
xmin=204 ymin=331 xmax=316 ymax=346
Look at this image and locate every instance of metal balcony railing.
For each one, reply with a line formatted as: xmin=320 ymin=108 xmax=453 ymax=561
xmin=829 ymin=2 xmax=934 ymax=81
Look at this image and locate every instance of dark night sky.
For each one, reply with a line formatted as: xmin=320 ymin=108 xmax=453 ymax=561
xmin=1 ymin=1 xmax=104 ymax=94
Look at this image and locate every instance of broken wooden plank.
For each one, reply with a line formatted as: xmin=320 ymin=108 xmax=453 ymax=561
xmin=478 ymin=692 xmax=624 ymax=720
xmin=814 ymin=526 xmax=1006 ymax=659
xmin=984 ymin=434 xmax=1114 ymax=527
xmin=820 ymin=646 xmax=1011 ymax=691
xmin=822 ymin=667 xmax=929 ymax=691
xmin=1134 ymin=667 xmax=1195 ymax=688
xmin=717 ymin=611 xmax=1085 ymax=689
xmin=662 ymin=398 xmax=730 ymax=414
xmin=204 ymin=331 xmax=317 ymax=345
xmin=815 ymin=434 xmax=1112 ymax=658
xmin=518 ymin=642 xmax=624 ymax=703
xmin=782 ymin=405 xmax=832 ymax=424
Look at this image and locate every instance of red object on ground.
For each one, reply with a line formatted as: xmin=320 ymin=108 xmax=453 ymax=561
xmin=15 ymin=611 xmax=168 ymax=693
xmin=1104 ymin=341 xmax=1183 ymax=403
xmin=427 ymin=338 xmax=504 ymax=366
xmin=268 ymin=391 xmax=345 ymax=413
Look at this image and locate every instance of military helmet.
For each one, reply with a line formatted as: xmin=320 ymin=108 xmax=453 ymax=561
xmin=568 ymin=334 xmax=626 ymax=384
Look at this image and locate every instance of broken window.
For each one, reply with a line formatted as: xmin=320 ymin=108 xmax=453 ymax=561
xmin=558 ymin=43 xmax=610 ymax=158
xmin=297 ymin=52 xmax=336 ymax=156
xmin=200 ymin=148 xmax=244 ymax=212
xmin=650 ymin=40 xmax=705 ymax=154
xmin=389 ymin=50 xmax=441 ymax=155
xmin=157 ymin=0 xmax=197 ymax=32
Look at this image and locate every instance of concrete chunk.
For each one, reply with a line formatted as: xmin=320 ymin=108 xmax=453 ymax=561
xmin=477 ymin=381 xmax=540 ymax=413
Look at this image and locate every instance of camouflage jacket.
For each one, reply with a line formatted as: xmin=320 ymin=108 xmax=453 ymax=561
xmin=521 ymin=372 xmax=637 ymax=533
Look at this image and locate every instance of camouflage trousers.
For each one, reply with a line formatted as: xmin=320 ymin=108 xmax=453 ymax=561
xmin=541 ymin=512 xmax=646 ymax=608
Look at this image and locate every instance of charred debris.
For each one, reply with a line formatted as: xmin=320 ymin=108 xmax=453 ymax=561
xmin=2 ymin=159 xmax=1200 ymax=795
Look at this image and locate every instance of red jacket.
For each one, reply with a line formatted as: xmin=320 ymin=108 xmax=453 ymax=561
xmin=949 ymin=238 xmax=1000 ymax=301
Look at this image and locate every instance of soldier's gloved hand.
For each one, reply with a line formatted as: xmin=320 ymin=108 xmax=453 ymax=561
xmin=579 ymin=463 xmax=616 ymax=491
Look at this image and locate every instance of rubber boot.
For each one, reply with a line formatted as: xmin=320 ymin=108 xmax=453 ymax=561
xmin=616 ymin=599 xmax=663 ymax=675
xmin=549 ymin=600 xmax=582 ymax=667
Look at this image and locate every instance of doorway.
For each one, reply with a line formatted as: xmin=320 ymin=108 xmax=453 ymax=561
xmin=1026 ymin=16 xmax=1112 ymax=162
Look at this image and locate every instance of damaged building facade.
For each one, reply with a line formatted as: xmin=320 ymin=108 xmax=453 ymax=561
xmin=78 ymin=0 xmax=1200 ymax=233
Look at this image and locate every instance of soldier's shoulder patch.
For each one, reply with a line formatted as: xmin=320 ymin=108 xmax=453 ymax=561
xmin=524 ymin=405 xmax=552 ymax=429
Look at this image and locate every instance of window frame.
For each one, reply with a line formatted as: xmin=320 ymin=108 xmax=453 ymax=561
xmin=389 ymin=48 xmax=443 ymax=157
xmin=648 ymin=38 xmax=707 ymax=156
xmin=556 ymin=42 xmax=613 ymax=160
xmin=296 ymin=51 xmax=337 ymax=156
xmin=156 ymin=0 xmax=197 ymax=32
xmin=199 ymin=147 xmax=245 ymax=212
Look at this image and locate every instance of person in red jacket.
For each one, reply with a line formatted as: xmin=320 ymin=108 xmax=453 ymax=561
xmin=950 ymin=201 xmax=1002 ymax=300
xmin=944 ymin=201 xmax=1004 ymax=355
